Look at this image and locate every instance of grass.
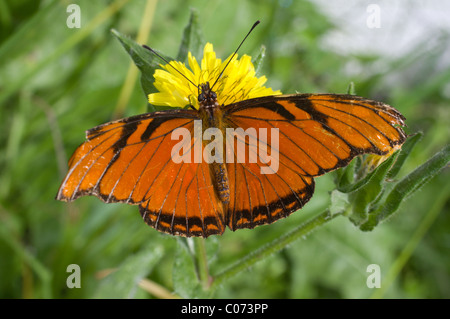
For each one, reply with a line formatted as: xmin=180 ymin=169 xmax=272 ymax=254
xmin=0 ymin=0 xmax=448 ymax=299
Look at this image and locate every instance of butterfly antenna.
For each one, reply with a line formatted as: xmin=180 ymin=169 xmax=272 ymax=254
xmin=210 ymin=20 xmax=260 ymax=92
xmin=142 ymin=44 xmax=199 ymax=89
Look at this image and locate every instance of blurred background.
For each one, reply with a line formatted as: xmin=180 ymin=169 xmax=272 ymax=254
xmin=0 ymin=0 xmax=448 ymax=298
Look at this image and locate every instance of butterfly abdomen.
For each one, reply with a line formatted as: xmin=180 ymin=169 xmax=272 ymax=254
xmin=203 ymin=111 xmax=231 ymax=204
xmin=211 ymin=162 xmax=230 ymax=204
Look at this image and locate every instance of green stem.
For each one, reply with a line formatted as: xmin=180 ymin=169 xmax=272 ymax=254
xmin=193 ymin=237 xmax=210 ymax=290
xmin=210 ymin=210 xmax=342 ymax=290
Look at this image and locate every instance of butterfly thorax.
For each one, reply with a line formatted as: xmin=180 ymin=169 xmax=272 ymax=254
xmin=198 ymin=82 xmax=226 ymax=132
xmin=198 ymin=82 xmax=220 ymax=110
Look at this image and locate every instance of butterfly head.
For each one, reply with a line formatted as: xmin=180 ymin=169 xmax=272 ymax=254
xmin=198 ymin=82 xmax=219 ymax=110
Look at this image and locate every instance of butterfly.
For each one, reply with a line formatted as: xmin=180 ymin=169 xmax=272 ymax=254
xmin=56 ymin=23 xmax=406 ymax=238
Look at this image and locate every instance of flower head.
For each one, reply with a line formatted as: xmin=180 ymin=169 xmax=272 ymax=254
xmin=148 ymin=43 xmax=281 ymax=109
xmin=364 ymin=147 xmax=399 ymax=171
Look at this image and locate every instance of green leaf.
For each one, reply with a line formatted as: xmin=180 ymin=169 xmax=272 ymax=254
xmin=333 ymin=157 xmax=358 ymax=190
xmin=387 ymin=132 xmax=423 ymax=179
xmin=360 ymin=144 xmax=450 ymax=231
xmin=176 ymin=9 xmax=204 ymax=62
xmin=94 ymin=244 xmax=163 ymax=298
xmin=346 ymin=81 xmax=355 ymax=95
xmin=252 ymin=45 xmax=266 ymax=75
xmin=111 ymin=28 xmax=173 ymax=98
xmin=204 ymin=236 xmax=219 ymax=263
xmin=348 ymin=151 xmax=400 ymax=226
xmin=329 ymin=189 xmax=350 ymax=216
xmin=172 ymin=238 xmax=209 ymax=298
xmin=338 ymin=152 xmax=399 ymax=194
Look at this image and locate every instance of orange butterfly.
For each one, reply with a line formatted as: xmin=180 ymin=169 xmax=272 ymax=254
xmin=56 ymin=23 xmax=406 ymax=238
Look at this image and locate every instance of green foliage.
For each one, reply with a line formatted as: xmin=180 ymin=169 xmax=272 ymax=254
xmin=111 ymin=28 xmax=162 ymax=98
xmin=331 ymin=133 xmax=450 ymax=232
xmin=0 ymin=0 xmax=448 ymax=299
xmin=361 ymin=143 xmax=450 ymax=231
xmin=176 ymin=8 xmax=204 ymax=62
xmin=94 ymin=244 xmax=163 ymax=298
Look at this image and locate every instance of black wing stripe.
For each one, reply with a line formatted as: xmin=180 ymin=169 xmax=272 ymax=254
xmin=68 ymin=132 xmax=120 ymax=200
xmin=142 ymin=127 xmax=197 ymax=202
xmin=309 ymin=97 xmax=405 ymax=124
xmin=314 ymin=101 xmax=393 ymax=145
xmin=230 ymin=130 xmax=311 ymax=207
xmin=87 ymin=110 xmax=199 ymax=140
xmin=226 ymin=117 xmax=311 ymax=175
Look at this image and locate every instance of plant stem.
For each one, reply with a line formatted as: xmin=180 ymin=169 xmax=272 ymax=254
xmin=194 ymin=237 xmax=210 ymax=290
xmin=210 ymin=210 xmax=342 ymax=291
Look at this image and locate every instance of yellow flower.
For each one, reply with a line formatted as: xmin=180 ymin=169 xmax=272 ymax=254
xmin=356 ymin=146 xmax=401 ymax=180
xmin=364 ymin=147 xmax=400 ymax=170
xmin=148 ymin=43 xmax=281 ymax=109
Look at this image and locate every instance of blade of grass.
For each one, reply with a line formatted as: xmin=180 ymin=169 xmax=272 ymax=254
xmin=34 ymin=95 xmax=67 ymax=179
xmin=94 ymin=244 xmax=163 ymax=298
xmin=0 ymin=0 xmax=58 ymax=64
xmin=0 ymin=0 xmax=131 ymax=105
xmin=138 ymin=278 xmax=180 ymax=299
xmin=112 ymin=0 xmax=158 ymax=119
xmin=0 ymin=215 xmax=52 ymax=298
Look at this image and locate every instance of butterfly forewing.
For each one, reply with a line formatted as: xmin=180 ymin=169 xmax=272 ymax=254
xmin=226 ymin=93 xmax=406 ymax=176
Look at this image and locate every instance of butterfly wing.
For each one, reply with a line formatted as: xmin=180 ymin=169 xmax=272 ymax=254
xmin=56 ymin=110 xmax=226 ymax=237
xmin=223 ymin=93 xmax=406 ymax=230
xmin=224 ymin=133 xmax=315 ymax=231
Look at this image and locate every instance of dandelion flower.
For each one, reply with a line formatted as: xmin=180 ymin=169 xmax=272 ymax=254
xmin=148 ymin=43 xmax=281 ymax=109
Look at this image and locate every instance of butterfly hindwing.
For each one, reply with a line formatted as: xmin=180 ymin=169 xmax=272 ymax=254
xmin=225 ymin=144 xmax=315 ymax=231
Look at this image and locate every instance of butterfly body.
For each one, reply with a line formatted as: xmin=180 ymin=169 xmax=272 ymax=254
xmin=198 ymin=82 xmax=231 ymax=205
